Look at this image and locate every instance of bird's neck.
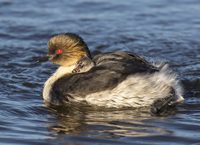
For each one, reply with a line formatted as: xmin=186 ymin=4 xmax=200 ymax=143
xmin=43 ymin=65 xmax=75 ymax=101
xmin=54 ymin=65 xmax=75 ymax=78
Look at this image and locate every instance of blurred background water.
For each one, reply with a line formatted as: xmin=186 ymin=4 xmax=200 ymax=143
xmin=0 ymin=0 xmax=200 ymax=144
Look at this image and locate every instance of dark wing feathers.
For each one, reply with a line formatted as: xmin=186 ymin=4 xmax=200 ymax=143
xmin=51 ymin=52 xmax=158 ymax=102
xmin=93 ymin=51 xmax=158 ymax=70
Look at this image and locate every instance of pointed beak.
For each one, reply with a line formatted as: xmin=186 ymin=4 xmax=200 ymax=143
xmin=36 ymin=55 xmax=53 ymax=63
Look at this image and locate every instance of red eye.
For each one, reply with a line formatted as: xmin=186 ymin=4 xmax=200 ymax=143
xmin=57 ymin=49 xmax=62 ymax=54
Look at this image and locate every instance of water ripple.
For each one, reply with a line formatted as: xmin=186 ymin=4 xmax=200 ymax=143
xmin=0 ymin=0 xmax=200 ymax=144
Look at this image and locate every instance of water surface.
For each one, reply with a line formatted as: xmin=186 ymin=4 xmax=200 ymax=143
xmin=0 ymin=0 xmax=200 ymax=144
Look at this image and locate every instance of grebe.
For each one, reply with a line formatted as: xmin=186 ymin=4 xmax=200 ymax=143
xmin=72 ymin=55 xmax=95 ymax=73
xmin=37 ymin=33 xmax=184 ymax=112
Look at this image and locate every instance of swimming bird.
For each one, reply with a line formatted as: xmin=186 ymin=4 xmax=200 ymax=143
xmin=37 ymin=33 xmax=184 ymax=112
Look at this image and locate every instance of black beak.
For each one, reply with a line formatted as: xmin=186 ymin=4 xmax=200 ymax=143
xmin=36 ymin=55 xmax=53 ymax=63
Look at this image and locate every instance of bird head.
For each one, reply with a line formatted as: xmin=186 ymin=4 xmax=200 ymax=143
xmin=37 ymin=33 xmax=91 ymax=67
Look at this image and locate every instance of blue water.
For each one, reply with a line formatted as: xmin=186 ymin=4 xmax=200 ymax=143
xmin=0 ymin=0 xmax=200 ymax=144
